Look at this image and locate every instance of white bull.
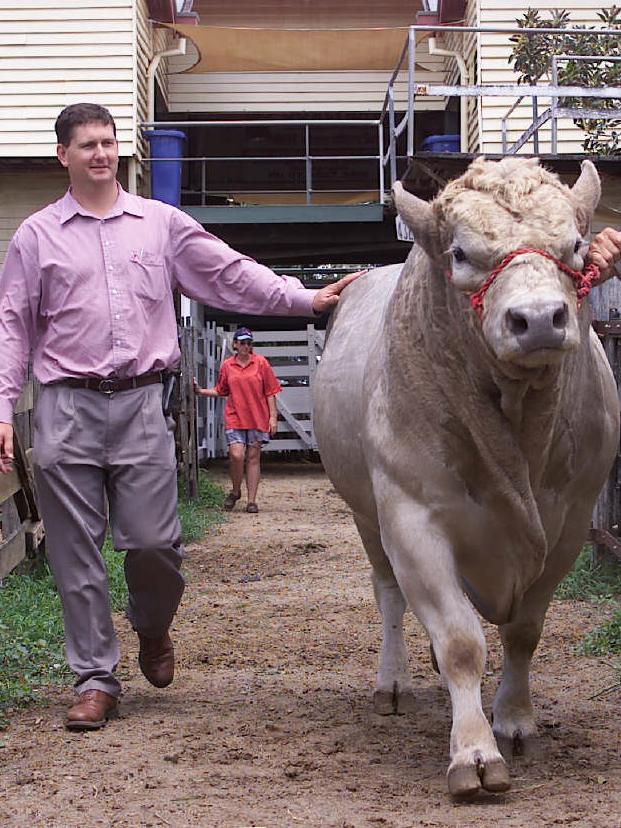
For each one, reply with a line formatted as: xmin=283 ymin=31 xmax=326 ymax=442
xmin=313 ymin=157 xmax=619 ymax=797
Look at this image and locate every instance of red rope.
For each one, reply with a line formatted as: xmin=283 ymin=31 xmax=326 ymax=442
xmin=468 ymin=247 xmax=600 ymax=320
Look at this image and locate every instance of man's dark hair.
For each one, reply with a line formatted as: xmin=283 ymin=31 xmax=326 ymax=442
xmin=55 ymin=103 xmax=117 ymax=146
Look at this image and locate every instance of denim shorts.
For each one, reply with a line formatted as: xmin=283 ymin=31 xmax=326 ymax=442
xmin=225 ymin=428 xmax=270 ymax=446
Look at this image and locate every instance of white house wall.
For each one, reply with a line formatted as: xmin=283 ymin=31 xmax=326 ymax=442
xmin=479 ymin=0 xmax=609 ymax=154
xmin=0 ymin=168 xmax=68 ymax=260
xmin=167 ymin=40 xmax=446 ymax=113
xmin=0 ymin=0 xmax=138 ymax=157
xmin=443 ymin=0 xmax=480 ymax=152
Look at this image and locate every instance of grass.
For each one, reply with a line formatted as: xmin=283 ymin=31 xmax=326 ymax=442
xmin=556 ymin=545 xmax=621 ymax=659
xmin=555 ymin=545 xmax=621 ymax=601
xmin=0 ymin=471 xmax=224 ymax=722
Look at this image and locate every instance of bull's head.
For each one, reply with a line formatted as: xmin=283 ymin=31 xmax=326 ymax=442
xmin=393 ymin=158 xmax=601 ymax=368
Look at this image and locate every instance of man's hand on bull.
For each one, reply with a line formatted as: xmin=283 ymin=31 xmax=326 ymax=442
xmin=0 ymin=422 xmax=14 ymax=474
xmin=586 ymin=227 xmax=621 ymax=282
xmin=311 ymin=269 xmax=367 ymax=314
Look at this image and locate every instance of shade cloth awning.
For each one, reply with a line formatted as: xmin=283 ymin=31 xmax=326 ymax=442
xmin=165 ymin=24 xmax=432 ymax=73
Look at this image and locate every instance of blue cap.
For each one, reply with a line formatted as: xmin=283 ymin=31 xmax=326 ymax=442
xmin=233 ymin=326 xmax=253 ymax=341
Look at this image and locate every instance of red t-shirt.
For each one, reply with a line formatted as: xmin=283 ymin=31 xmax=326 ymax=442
xmin=215 ymin=353 xmax=281 ymax=431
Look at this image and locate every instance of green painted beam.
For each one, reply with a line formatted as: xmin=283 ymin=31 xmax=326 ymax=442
xmin=182 ymin=204 xmax=384 ymax=224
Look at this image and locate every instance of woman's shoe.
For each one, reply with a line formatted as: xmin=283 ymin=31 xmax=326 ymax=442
xmin=223 ymin=491 xmax=241 ymax=511
xmin=246 ymin=502 xmax=259 ymax=513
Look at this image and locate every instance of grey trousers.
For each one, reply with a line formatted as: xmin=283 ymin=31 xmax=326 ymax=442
xmin=32 ymin=383 xmax=185 ymax=698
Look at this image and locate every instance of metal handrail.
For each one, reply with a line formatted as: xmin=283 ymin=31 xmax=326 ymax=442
xmin=376 ymin=24 xmax=621 ymax=188
xmin=501 ymin=55 xmax=621 ymax=154
xmin=141 ymin=121 xmax=385 ymax=206
xmin=142 ymin=24 xmax=621 ymax=206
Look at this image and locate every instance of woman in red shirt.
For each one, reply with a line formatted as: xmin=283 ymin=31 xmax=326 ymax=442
xmin=195 ymin=327 xmax=281 ymax=513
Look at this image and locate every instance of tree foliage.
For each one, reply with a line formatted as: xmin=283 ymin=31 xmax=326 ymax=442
xmin=509 ymin=6 xmax=621 ymax=155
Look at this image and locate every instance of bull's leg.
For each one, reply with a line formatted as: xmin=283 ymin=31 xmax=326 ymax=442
xmin=353 ymin=514 xmax=415 ymax=715
xmin=375 ymin=495 xmax=510 ymax=797
xmin=492 ymin=607 xmax=547 ymax=761
xmin=492 ymin=529 xmax=586 ymax=760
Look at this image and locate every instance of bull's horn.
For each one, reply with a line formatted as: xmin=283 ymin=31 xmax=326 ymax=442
xmin=392 ymin=181 xmax=435 ymax=248
xmin=571 ymin=159 xmax=601 ymax=218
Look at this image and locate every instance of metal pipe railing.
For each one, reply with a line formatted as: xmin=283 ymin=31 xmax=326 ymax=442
xmin=142 ymin=24 xmax=621 ymax=207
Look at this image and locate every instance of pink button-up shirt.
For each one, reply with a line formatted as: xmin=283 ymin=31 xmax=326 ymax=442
xmin=0 ymin=187 xmax=317 ymax=423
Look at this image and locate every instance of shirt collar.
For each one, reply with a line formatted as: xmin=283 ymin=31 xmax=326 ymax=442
xmin=59 ymin=184 xmax=145 ymax=225
xmin=233 ymin=353 xmax=257 ymax=367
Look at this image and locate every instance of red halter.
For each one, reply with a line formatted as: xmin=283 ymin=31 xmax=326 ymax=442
xmin=468 ymin=248 xmax=600 ymax=320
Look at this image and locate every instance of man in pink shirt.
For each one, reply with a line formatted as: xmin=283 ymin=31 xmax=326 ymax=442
xmin=0 ymin=103 xmax=359 ymax=731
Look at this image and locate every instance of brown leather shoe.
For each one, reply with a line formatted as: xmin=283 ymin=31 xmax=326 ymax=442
xmin=138 ymin=631 xmax=175 ymax=688
xmin=65 ymin=690 xmax=118 ymax=731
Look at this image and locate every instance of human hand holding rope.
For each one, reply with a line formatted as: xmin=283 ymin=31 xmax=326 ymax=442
xmin=587 ymin=227 xmax=621 ymax=283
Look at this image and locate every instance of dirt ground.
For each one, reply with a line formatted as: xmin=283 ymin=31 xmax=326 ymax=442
xmin=1 ymin=460 xmax=621 ymax=828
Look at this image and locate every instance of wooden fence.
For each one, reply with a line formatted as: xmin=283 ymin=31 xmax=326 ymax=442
xmin=0 ymin=381 xmax=45 ymax=579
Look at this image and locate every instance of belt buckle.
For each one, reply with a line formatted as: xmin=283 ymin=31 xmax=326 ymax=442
xmin=98 ymin=378 xmax=117 ymax=395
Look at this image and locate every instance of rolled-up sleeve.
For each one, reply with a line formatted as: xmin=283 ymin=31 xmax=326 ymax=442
xmin=168 ymin=210 xmax=317 ymax=317
xmin=0 ymin=226 xmax=39 ymax=424
xmin=214 ymin=364 xmax=230 ymax=397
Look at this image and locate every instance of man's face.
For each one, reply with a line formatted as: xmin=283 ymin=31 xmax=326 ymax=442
xmin=56 ymin=121 xmax=119 ymax=188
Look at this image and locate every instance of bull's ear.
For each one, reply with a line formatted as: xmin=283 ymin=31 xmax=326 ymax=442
xmin=571 ymin=160 xmax=600 ymax=230
xmin=392 ymin=181 xmax=437 ymax=253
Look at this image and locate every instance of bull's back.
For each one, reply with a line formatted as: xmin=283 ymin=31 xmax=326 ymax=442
xmin=313 ymin=264 xmax=402 ymax=504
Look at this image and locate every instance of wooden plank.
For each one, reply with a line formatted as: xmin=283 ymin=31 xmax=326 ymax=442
xmin=0 ymin=470 xmax=21 ymax=505
xmin=24 ymin=519 xmax=45 ymax=554
xmin=0 ymin=525 xmax=26 ymax=580
xmin=263 ymin=438 xmax=310 ymax=452
xmin=276 ymin=397 xmax=314 ymax=447
xmin=254 ymin=345 xmax=309 ymax=358
xmin=272 ymin=364 xmax=310 ymax=377
xmin=279 ymin=386 xmax=312 ymax=410
xmin=14 ymin=381 xmax=33 ymax=415
xmin=252 ymin=330 xmax=310 ymax=342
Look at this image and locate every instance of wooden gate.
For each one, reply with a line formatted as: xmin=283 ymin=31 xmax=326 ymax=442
xmin=0 ymin=382 xmax=44 ymax=579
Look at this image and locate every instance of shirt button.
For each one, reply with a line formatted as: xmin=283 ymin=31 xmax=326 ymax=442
xmin=114 ymin=314 xmax=120 ymax=320
xmin=111 ymin=289 xmax=117 ymax=295
xmin=108 ymin=265 xmax=114 ymax=271
xmin=116 ymin=341 xmax=121 ymax=347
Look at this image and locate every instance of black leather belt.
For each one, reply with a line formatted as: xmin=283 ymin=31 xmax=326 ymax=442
xmin=53 ymin=371 xmax=164 ymax=395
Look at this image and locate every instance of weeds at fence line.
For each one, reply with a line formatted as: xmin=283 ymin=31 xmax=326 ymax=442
xmin=0 ymin=472 xmax=225 ymax=723
xmin=555 ymin=545 xmax=621 ymax=601
xmin=556 ymin=546 xmax=621 ymax=678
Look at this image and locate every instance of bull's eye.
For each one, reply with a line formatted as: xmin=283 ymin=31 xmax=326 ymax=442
xmin=574 ymin=238 xmax=584 ymax=254
xmin=452 ymin=246 xmax=467 ymax=263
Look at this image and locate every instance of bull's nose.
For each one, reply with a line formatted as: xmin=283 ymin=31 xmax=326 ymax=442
xmin=505 ymin=302 xmax=568 ymax=351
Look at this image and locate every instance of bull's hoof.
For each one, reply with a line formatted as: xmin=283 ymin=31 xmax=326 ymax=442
xmin=373 ymin=689 xmax=394 ymax=715
xmin=481 ymin=758 xmax=511 ymax=792
xmin=495 ymin=730 xmax=540 ymax=762
xmin=448 ymin=757 xmax=510 ymax=798
xmin=373 ymin=686 xmax=415 ymax=716
xmin=396 ymin=690 xmax=416 ymax=714
xmin=447 ymin=764 xmax=481 ymax=798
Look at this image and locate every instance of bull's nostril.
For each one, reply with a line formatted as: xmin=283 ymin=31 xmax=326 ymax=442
xmin=507 ymin=309 xmax=528 ymax=335
xmin=553 ymin=303 xmax=568 ymax=330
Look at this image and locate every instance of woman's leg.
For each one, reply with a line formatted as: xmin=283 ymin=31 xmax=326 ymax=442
xmin=245 ymin=443 xmax=262 ymax=504
xmin=228 ymin=441 xmax=246 ymax=494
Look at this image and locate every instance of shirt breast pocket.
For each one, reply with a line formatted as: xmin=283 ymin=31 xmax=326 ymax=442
xmin=129 ymin=250 xmax=168 ymax=302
